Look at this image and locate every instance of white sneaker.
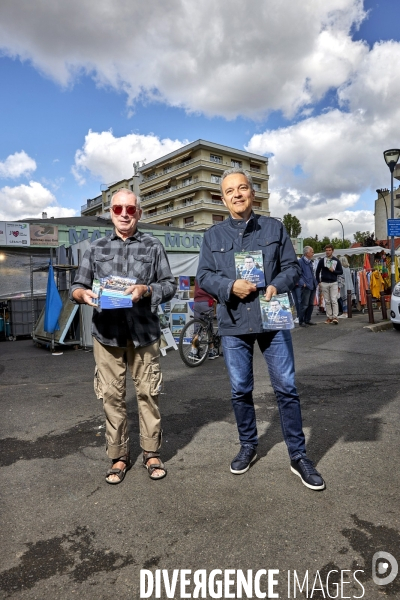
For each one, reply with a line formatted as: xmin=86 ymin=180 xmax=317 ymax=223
xmin=338 ymin=314 xmax=348 ymax=318
xmin=294 ymin=317 xmax=299 ymax=324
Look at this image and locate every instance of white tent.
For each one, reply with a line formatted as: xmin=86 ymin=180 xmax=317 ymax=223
xmin=313 ymin=246 xmax=387 ymax=259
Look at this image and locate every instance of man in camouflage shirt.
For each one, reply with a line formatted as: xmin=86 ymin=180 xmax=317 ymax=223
xmin=70 ymin=189 xmax=176 ymax=484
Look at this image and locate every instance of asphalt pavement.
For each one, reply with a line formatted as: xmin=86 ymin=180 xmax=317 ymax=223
xmin=0 ymin=310 xmax=399 ymax=599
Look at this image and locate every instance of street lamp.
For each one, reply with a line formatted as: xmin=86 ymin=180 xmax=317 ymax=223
xmin=383 ymin=149 xmax=400 ymax=290
xmin=376 ymin=188 xmax=389 ymax=247
xmin=328 ymin=218 xmax=345 ymax=246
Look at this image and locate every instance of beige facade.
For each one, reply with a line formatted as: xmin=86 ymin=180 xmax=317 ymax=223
xmin=375 ymin=187 xmax=400 ymax=240
xmin=138 ymin=140 xmax=269 ymax=230
xmin=81 ymin=176 xmax=140 ymax=217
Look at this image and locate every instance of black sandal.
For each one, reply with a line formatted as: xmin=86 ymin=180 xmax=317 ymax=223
xmin=143 ymin=451 xmax=167 ymax=480
xmin=105 ymin=455 xmax=131 ymax=485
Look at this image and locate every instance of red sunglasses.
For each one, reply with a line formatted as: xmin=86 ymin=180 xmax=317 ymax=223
xmin=111 ymin=204 xmax=137 ymax=216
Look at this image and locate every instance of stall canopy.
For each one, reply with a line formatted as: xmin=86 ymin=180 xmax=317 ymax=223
xmin=313 ymin=246 xmax=387 ymax=259
xmin=70 ymin=239 xmax=199 ymax=276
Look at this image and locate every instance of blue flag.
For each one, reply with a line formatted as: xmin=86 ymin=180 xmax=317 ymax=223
xmin=44 ymin=263 xmax=63 ymax=333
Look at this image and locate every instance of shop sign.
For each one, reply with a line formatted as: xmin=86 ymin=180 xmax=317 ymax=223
xmin=5 ymin=222 xmax=30 ymax=246
xmin=165 ymin=232 xmax=203 ymax=249
xmin=68 ymin=228 xmax=113 ymax=245
xmin=30 ymin=224 xmax=59 ymax=246
xmin=0 ymin=222 xmax=6 ymax=245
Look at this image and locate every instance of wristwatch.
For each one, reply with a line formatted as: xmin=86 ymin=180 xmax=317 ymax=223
xmin=143 ymin=285 xmax=152 ymax=298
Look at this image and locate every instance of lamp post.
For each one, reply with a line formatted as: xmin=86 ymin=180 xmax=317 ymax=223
xmin=328 ymin=218 xmax=345 ymax=246
xmin=376 ymin=188 xmax=389 ymax=247
xmin=383 ymin=149 xmax=400 ymax=290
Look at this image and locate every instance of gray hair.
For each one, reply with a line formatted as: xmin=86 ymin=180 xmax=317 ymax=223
xmin=341 ymin=256 xmax=349 ymax=268
xmin=111 ymin=187 xmax=141 ymax=209
xmin=303 ymin=245 xmax=313 ymax=256
xmin=220 ymin=168 xmax=254 ymax=194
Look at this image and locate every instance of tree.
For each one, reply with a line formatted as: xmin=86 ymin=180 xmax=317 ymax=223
xmin=282 ymin=213 xmax=302 ymax=237
xmin=331 ymin=237 xmax=352 ymax=249
xmin=303 ymin=235 xmax=351 ymax=253
xmin=353 ymin=231 xmax=374 ymax=244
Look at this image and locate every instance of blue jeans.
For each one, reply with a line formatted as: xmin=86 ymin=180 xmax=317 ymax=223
xmin=293 ymin=287 xmax=302 ymax=319
xmin=301 ymin=287 xmax=316 ymax=324
xmin=221 ymin=331 xmax=306 ymax=460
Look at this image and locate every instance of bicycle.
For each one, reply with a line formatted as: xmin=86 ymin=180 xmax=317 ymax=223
xmin=178 ymin=309 xmax=221 ymax=368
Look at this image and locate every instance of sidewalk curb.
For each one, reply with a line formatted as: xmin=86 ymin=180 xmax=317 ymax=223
xmin=363 ymin=320 xmax=393 ymax=332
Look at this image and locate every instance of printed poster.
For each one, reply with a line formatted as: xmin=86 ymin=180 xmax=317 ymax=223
xmin=30 ymin=224 xmax=59 ymax=246
xmin=259 ymin=293 xmax=294 ymax=330
xmin=235 ymin=251 xmax=265 ymax=287
xmin=6 ymin=222 xmax=30 ymax=246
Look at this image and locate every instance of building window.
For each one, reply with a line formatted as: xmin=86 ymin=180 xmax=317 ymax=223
xmin=250 ymin=164 xmax=261 ymax=173
xmin=182 ymin=177 xmax=192 ymax=186
xmin=253 ymin=201 xmax=261 ymax=208
xmin=184 ymin=216 xmax=194 ymax=224
xmin=253 ymin=183 xmax=261 ymax=191
xmin=210 ymin=154 xmax=222 ymax=163
xmin=212 ymin=215 xmax=224 ymax=223
xmin=211 ymin=174 xmax=221 ymax=184
xmin=231 ymin=159 xmax=242 ymax=168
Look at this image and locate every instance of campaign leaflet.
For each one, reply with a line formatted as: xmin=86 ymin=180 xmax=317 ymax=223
xmin=259 ymin=293 xmax=294 ymax=331
xmin=324 ymin=258 xmax=337 ymax=270
xmin=92 ymin=276 xmax=137 ymax=309
xmin=235 ymin=251 xmax=266 ymax=288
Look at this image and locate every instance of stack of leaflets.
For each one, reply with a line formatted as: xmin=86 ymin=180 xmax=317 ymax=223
xmin=92 ymin=276 xmax=137 ymax=309
xmin=324 ymin=258 xmax=337 ymax=270
xmin=259 ymin=293 xmax=294 ymax=330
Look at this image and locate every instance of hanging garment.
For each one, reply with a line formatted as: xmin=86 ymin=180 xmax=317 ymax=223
xmin=370 ymin=270 xmax=385 ymax=298
xmin=363 ymin=254 xmax=372 ymax=271
xmin=359 ymin=270 xmax=368 ymax=305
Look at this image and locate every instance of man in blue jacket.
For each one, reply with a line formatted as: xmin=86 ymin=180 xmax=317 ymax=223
xmin=197 ymin=168 xmax=325 ymax=491
xmin=298 ymin=246 xmax=318 ymax=328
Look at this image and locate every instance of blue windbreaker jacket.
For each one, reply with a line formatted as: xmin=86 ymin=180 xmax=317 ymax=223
xmin=197 ymin=213 xmax=301 ymax=336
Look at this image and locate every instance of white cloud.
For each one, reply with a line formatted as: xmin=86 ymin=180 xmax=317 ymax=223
xmin=246 ymin=39 xmax=400 ymax=239
xmin=0 ymin=181 xmax=76 ymax=221
xmin=0 ymin=0 xmax=367 ymax=119
xmin=0 ymin=151 xmax=36 ymax=179
xmin=268 ymin=188 xmax=374 ymax=240
xmin=72 ymin=130 xmax=188 ymax=185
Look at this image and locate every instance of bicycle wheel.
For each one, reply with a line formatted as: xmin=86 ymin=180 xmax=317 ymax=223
xmin=179 ymin=318 xmax=210 ymax=367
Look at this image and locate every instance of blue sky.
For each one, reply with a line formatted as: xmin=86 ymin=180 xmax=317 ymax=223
xmin=0 ymin=0 xmax=400 ymax=240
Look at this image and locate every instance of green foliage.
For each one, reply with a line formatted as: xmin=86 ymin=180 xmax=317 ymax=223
xmin=303 ymin=235 xmax=352 ymax=253
xmin=282 ymin=213 xmax=302 ymax=237
xmin=353 ymin=231 xmax=373 ymax=244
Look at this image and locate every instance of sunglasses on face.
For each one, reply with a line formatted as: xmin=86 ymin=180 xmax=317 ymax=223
xmin=111 ymin=204 xmax=137 ymax=216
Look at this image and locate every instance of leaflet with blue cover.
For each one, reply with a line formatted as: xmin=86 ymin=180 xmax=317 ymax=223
xmin=259 ymin=293 xmax=294 ymax=330
xmin=92 ymin=276 xmax=137 ymax=309
xmin=234 ymin=250 xmax=265 ymax=288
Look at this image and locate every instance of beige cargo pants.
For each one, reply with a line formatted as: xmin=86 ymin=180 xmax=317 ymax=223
xmin=93 ymin=337 xmax=163 ymax=459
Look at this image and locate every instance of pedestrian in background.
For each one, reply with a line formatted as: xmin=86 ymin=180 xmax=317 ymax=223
xmin=297 ymin=245 xmax=318 ymax=328
xmin=338 ymin=256 xmax=354 ymax=318
xmin=316 ymin=244 xmax=343 ymax=325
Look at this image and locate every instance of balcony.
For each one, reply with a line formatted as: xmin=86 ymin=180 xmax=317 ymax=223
xmin=81 ymin=196 xmax=102 ymax=212
xmin=142 ymin=158 xmax=194 ymax=183
xmin=141 ymin=196 xmax=269 ymax=222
